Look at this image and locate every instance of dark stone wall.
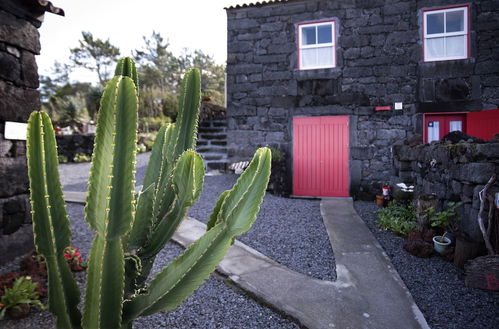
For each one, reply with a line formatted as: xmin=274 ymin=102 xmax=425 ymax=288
xmin=393 ymin=140 xmax=499 ymax=242
xmin=226 ymin=0 xmax=499 ymax=198
xmin=0 ymin=5 xmax=42 ymax=264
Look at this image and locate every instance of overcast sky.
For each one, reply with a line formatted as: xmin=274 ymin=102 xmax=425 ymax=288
xmin=38 ymin=0 xmax=229 ymax=83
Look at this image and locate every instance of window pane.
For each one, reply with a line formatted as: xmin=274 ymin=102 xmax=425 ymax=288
xmin=446 ymin=35 xmax=465 ymax=57
xmin=302 ymin=26 xmax=316 ymax=45
xmin=301 ymin=48 xmax=317 ymax=68
xmin=449 ymin=120 xmax=462 ymax=132
xmin=427 ymin=12 xmax=444 ymax=34
xmin=426 ymin=37 xmax=445 ymax=58
xmin=317 ymin=46 xmax=334 ymax=67
xmin=446 ymin=10 xmax=464 ymax=32
xmin=428 ymin=121 xmax=440 ymax=142
xmin=317 ymin=24 xmax=332 ymax=44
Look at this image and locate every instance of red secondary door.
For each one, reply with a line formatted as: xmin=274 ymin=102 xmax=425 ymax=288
xmin=293 ymin=116 xmax=349 ymax=197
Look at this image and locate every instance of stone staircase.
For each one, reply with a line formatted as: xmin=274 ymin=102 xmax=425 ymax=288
xmin=197 ymin=118 xmax=228 ymax=171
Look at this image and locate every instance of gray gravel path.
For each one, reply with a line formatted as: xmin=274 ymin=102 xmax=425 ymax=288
xmin=353 ymin=201 xmax=499 ymax=329
xmin=1 ymin=204 xmax=300 ymax=329
xmin=1 ymin=152 xmax=312 ymax=328
xmin=60 ymin=152 xmax=336 ymax=282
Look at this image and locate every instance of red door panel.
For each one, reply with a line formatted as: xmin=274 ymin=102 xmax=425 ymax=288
xmin=424 ymin=113 xmax=467 ymax=143
xmin=468 ymin=109 xmax=499 ymax=141
xmin=293 ymin=116 xmax=349 ymax=197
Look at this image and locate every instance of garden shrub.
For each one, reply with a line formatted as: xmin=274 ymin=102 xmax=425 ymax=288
xmin=378 ymin=201 xmax=417 ymax=236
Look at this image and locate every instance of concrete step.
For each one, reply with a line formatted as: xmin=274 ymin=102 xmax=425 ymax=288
xmin=205 ymin=160 xmax=229 ymax=171
xmin=211 ymin=140 xmax=227 ymax=146
xmin=197 ymin=146 xmax=227 ymax=153
xmin=199 ymin=120 xmax=227 ymax=128
xmin=198 ymin=126 xmax=226 ymax=134
xmin=203 ymin=153 xmax=227 ymax=161
xmin=199 ymin=133 xmax=227 ymax=140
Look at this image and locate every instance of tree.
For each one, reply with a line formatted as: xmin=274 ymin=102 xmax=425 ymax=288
xmin=70 ymin=32 xmax=120 ymax=86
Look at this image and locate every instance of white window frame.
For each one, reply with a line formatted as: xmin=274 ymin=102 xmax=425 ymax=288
xmin=423 ymin=5 xmax=469 ymax=62
xmin=298 ymin=20 xmax=336 ymax=70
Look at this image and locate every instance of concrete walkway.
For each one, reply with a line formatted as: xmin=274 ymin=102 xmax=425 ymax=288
xmin=64 ymin=191 xmax=429 ymax=329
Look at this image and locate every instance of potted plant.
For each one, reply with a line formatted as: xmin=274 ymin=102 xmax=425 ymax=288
xmin=426 ymin=202 xmax=462 ymax=254
xmin=0 ymin=276 xmax=46 ymax=319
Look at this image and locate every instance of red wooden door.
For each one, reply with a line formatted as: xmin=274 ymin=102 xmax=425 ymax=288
xmin=424 ymin=113 xmax=467 ymax=143
xmin=293 ymin=116 xmax=349 ymax=197
xmin=468 ymin=109 xmax=499 ymax=141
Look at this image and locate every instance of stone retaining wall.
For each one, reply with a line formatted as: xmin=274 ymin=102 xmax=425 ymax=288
xmin=393 ymin=140 xmax=499 ymax=242
xmin=0 ymin=4 xmax=44 ymax=264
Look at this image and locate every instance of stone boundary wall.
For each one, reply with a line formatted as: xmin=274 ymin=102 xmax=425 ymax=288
xmin=393 ymin=141 xmax=499 ymax=242
xmin=56 ymin=134 xmax=95 ymax=162
xmin=0 ymin=6 xmax=43 ymax=264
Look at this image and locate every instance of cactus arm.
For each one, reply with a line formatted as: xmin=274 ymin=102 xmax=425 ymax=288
xmin=140 ymin=124 xmax=169 ymax=189
xmin=84 ymin=77 xmax=120 ymax=234
xmin=125 ymin=184 xmax=154 ymax=251
xmin=114 ymin=57 xmax=138 ymax=88
xmin=206 ymin=190 xmax=230 ymax=230
xmin=27 ymin=112 xmax=81 ymax=329
xmin=122 ymin=147 xmax=271 ymax=322
xmin=153 ymin=69 xmax=201 ymax=222
xmin=82 ymin=75 xmax=137 ymax=329
xmin=139 ymin=151 xmax=204 ymax=259
xmin=170 ymin=68 xmax=201 ymax=158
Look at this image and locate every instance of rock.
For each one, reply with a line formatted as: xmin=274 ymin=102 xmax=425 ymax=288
xmin=404 ymin=239 xmax=434 ymax=258
xmin=442 ymin=131 xmax=483 ymax=144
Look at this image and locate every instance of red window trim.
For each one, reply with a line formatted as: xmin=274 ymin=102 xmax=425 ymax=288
xmin=296 ymin=19 xmax=337 ymax=71
xmin=421 ymin=4 xmax=471 ymax=62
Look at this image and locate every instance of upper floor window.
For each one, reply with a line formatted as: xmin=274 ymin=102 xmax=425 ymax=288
xmin=298 ymin=20 xmax=336 ymax=70
xmin=423 ymin=5 xmax=469 ymax=62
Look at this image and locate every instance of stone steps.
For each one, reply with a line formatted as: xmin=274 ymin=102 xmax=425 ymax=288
xmin=197 ymin=118 xmax=229 ymax=171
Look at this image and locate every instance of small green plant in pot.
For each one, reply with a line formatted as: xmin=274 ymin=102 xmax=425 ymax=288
xmin=426 ymin=202 xmax=462 ymax=254
xmin=27 ymin=58 xmax=271 ymax=329
xmin=0 ymin=276 xmax=46 ymax=320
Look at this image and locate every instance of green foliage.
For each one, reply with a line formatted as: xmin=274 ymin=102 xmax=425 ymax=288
xmin=378 ymin=202 xmax=417 ymax=236
xmin=269 ymin=147 xmax=285 ymax=162
xmin=27 ymin=57 xmax=270 ymax=329
xmin=139 ymin=115 xmax=172 ymax=132
xmin=0 ymin=276 xmax=46 ymax=320
xmin=73 ymin=153 xmax=91 ymax=163
xmin=58 ymin=155 xmax=69 ymax=163
xmin=70 ymin=31 xmax=121 ymax=86
xmin=426 ymin=202 xmax=462 ymax=232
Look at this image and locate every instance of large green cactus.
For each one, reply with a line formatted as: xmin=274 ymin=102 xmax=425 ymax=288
xmin=27 ymin=57 xmax=271 ymax=329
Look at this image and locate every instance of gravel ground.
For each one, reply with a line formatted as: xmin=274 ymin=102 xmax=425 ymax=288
xmin=60 ymin=152 xmax=336 ymax=282
xmin=353 ymin=201 xmax=499 ymax=329
xmin=188 ymin=174 xmax=336 ymax=281
xmin=0 ymin=203 xmax=301 ymax=329
xmin=2 ymin=152 xmax=335 ymax=328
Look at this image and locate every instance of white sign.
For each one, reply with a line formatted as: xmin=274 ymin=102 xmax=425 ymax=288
xmin=394 ymin=102 xmax=403 ymax=110
xmin=4 ymin=121 xmax=28 ymax=140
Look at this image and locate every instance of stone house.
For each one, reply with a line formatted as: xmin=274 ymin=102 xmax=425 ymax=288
xmin=0 ymin=0 xmax=63 ymax=264
xmin=224 ymin=0 xmax=499 ymax=199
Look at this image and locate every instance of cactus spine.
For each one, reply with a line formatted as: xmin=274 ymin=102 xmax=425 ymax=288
xmin=27 ymin=57 xmax=271 ymax=329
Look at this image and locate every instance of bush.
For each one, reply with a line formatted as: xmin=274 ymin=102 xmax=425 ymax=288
xmin=378 ymin=201 xmax=417 ymax=236
xmin=73 ymin=153 xmax=91 ymax=163
xmin=139 ymin=115 xmax=171 ymax=132
xmin=269 ymin=147 xmax=285 ymax=162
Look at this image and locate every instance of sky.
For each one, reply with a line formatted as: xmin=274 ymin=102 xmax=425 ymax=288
xmin=38 ymin=0 xmax=230 ymax=83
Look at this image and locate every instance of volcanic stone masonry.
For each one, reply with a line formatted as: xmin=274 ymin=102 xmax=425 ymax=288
xmin=393 ymin=138 xmax=499 ymax=242
xmin=225 ymin=0 xmax=499 ymax=198
xmin=0 ymin=2 xmax=46 ymax=265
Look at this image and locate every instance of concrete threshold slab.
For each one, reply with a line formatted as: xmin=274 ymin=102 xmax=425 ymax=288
xmin=64 ymin=191 xmax=429 ymax=329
